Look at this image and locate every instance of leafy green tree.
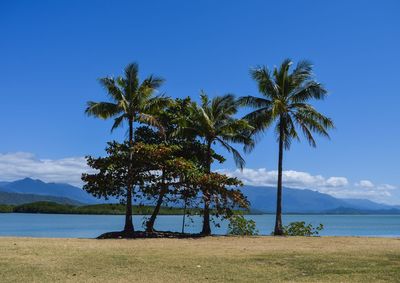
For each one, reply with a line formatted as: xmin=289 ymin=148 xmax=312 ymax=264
xmin=178 ymin=92 xmax=254 ymax=235
xmin=239 ymin=59 xmax=334 ymax=235
xmin=141 ymin=144 xmax=199 ymax=232
xmin=85 ymin=63 xmax=170 ymax=232
xmin=134 ymin=99 xmax=223 ymax=232
xmin=82 ymin=142 xmax=154 ymax=234
xmin=81 ymin=141 xmax=174 ymax=234
xmin=193 ymin=172 xmax=249 ymax=223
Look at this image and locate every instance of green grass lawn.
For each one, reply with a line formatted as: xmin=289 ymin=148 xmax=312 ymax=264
xmin=0 ymin=236 xmax=399 ymax=282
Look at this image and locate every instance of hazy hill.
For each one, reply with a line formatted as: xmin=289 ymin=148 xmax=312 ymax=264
xmin=0 ymin=191 xmax=81 ymax=205
xmin=0 ymin=178 xmax=102 ymax=204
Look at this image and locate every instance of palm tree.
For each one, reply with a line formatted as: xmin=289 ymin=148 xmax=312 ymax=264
xmin=239 ymin=59 xmax=334 ymax=235
xmin=85 ymin=62 xmax=170 ymax=233
xmin=178 ymin=92 xmax=254 ymax=235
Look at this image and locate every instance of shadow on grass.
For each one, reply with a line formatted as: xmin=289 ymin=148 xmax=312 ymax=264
xmin=97 ymin=230 xmax=207 ymax=239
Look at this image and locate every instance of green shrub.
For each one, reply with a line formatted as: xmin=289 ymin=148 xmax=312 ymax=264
xmin=282 ymin=221 xmax=324 ymax=236
xmin=228 ymin=215 xmax=259 ymax=236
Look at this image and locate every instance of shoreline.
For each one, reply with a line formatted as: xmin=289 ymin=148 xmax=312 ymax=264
xmin=0 ymin=234 xmax=400 ymax=239
xmin=2 ymin=211 xmax=400 ymax=216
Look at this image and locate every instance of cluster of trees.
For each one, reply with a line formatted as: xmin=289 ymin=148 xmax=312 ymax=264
xmin=82 ymin=59 xmax=333 ymax=236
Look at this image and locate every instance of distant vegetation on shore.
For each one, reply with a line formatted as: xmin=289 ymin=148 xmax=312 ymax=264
xmin=2 ymin=201 xmax=399 ymax=215
xmin=0 ymin=201 xmax=246 ymax=215
xmin=0 ymin=204 xmax=14 ymax=213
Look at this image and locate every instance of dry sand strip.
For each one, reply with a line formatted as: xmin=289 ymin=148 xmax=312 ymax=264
xmin=0 ymin=236 xmax=399 ymax=282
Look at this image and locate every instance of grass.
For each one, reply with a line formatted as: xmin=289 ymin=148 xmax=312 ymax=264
xmin=0 ymin=236 xmax=399 ymax=282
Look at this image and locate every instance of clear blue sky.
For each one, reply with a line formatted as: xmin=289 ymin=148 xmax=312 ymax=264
xmin=0 ymin=1 xmax=399 ymax=201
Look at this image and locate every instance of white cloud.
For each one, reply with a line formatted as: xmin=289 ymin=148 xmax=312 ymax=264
xmin=0 ymin=152 xmax=93 ymax=186
xmin=220 ymin=168 xmax=349 ymax=189
xmin=355 ymin=180 xmax=375 ymax=188
xmin=378 ymin=184 xmax=397 ymax=190
xmin=326 ymin=177 xmax=349 ymax=188
xmin=219 ymin=167 xmax=399 ymax=205
xmin=323 ymin=188 xmax=392 ymax=200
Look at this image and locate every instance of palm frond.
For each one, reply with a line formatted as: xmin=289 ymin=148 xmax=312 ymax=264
xmin=124 ymin=63 xmax=139 ymax=99
xmin=200 ymin=90 xmax=209 ymax=108
xmin=138 ymin=75 xmax=165 ymax=97
xmin=237 ymin=95 xmax=272 ymax=109
xmin=294 ymin=104 xmax=334 ymax=130
xmin=98 ymin=77 xmax=125 ymax=103
xmin=217 ymin=138 xmax=246 ymax=170
xmin=291 ymin=60 xmax=313 ymax=85
xmin=242 ymin=108 xmax=275 ymax=135
xmin=211 ymin=94 xmax=237 ymax=118
xmin=198 ymin=106 xmax=214 ymax=136
xmin=274 ymin=58 xmax=292 ymax=95
xmin=111 ymin=114 xmax=126 ymax=132
xmin=85 ymin=101 xmax=121 ymax=119
xmin=144 ymin=95 xmax=172 ymax=115
xmin=250 ymin=66 xmax=279 ymax=99
xmin=137 ymin=113 xmax=165 ymax=136
xmin=297 ymin=122 xmax=316 ymax=147
xmin=292 ymin=108 xmax=333 ymax=142
xmin=290 ymin=81 xmax=328 ymax=103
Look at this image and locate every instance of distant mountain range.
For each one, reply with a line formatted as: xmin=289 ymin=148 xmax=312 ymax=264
xmin=0 ymin=191 xmax=82 ymax=206
xmin=0 ymin=178 xmax=104 ymax=205
xmin=1 ymin=178 xmax=99 ymax=203
xmin=240 ymin=186 xmax=400 ymax=214
xmin=0 ymin=178 xmax=400 ymax=214
xmin=0 ymin=181 xmax=10 ymax=187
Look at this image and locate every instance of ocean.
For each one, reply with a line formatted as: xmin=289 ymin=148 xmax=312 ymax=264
xmin=0 ymin=213 xmax=399 ymax=238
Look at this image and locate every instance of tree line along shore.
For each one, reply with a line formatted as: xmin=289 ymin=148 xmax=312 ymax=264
xmin=0 ymin=201 xmax=249 ymax=215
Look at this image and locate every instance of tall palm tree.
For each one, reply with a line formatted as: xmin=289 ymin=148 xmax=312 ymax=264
xmin=239 ymin=59 xmax=334 ymax=235
xmin=85 ymin=62 xmax=170 ymax=233
xmin=179 ymin=92 xmax=254 ymax=235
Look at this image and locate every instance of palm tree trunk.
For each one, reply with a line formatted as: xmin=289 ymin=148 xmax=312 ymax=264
xmin=146 ymin=170 xmax=167 ymax=232
xmin=274 ymin=122 xmax=284 ymax=236
xmin=201 ymin=141 xmax=212 ymax=236
xmin=124 ymin=118 xmax=135 ymax=232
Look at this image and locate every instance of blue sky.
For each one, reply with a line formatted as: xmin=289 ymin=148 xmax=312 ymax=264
xmin=0 ymin=1 xmax=399 ymax=203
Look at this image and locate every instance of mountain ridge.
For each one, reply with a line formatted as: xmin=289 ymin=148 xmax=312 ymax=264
xmin=0 ymin=178 xmax=103 ymax=204
xmin=0 ymin=178 xmax=399 ymax=214
xmin=239 ymin=185 xmax=400 ymax=214
xmin=0 ymin=191 xmax=82 ymax=205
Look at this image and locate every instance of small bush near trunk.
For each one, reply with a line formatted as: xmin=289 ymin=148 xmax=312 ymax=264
xmin=228 ymin=215 xmax=259 ymax=236
xmin=283 ymin=221 xmax=324 ymax=236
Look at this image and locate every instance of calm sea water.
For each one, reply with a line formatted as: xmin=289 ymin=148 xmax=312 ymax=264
xmin=0 ymin=213 xmax=399 ymax=238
